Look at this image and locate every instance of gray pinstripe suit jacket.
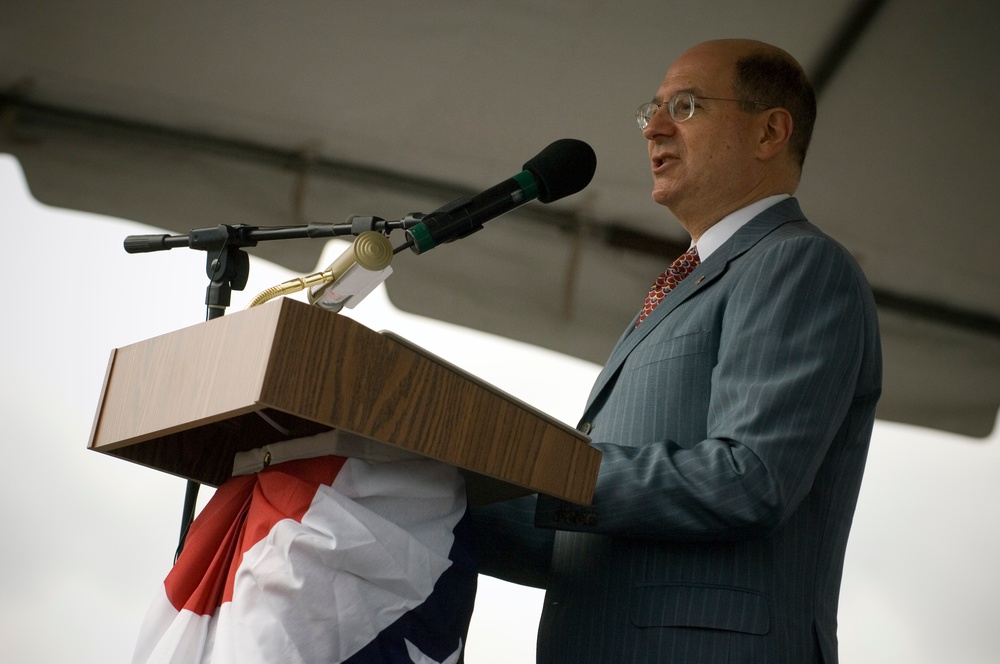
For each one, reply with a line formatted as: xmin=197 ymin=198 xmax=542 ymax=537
xmin=475 ymin=198 xmax=882 ymax=663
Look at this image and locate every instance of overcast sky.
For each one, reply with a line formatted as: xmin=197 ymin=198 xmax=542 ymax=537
xmin=1 ymin=153 xmax=997 ymax=663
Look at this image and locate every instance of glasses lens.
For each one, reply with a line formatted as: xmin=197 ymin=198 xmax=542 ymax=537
xmin=669 ymin=93 xmax=695 ymax=122
xmin=636 ymin=103 xmax=656 ymax=130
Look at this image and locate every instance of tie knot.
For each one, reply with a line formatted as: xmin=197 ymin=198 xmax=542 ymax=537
xmin=676 ymin=245 xmax=700 ymax=269
xmin=635 ymin=246 xmax=700 ymax=327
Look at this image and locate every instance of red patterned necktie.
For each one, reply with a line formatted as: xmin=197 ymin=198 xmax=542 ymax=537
xmin=635 ymin=245 xmax=700 ymax=327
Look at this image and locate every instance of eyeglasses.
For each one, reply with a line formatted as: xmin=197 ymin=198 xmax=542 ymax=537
xmin=636 ymin=92 xmax=770 ymax=130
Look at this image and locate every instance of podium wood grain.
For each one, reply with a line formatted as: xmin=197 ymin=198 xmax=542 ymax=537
xmin=89 ymin=298 xmax=600 ymax=506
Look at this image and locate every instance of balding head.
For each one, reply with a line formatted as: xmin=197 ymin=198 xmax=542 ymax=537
xmin=642 ymin=39 xmax=813 ymax=235
xmin=710 ymin=39 xmax=817 ymax=169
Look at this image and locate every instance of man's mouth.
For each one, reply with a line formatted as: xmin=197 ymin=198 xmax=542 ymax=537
xmin=651 ymin=153 xmax=677 ymax=172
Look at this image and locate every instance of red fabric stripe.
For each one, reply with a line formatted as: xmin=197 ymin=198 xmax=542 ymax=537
xmin=164 ymin=455 xmax=347 ymax=615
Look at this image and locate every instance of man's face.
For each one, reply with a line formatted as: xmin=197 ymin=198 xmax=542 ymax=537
xmin=643 ymin=43 xmax=763 ymax=228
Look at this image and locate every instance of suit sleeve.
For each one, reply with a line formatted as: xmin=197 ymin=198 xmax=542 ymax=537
xmin=471 ymin=495 xmax=554 ymax=587
xmin=536 ymin=235 xmax=871 ymax=541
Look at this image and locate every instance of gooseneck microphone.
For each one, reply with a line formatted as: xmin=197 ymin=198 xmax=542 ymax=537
xmin=405 ymin=138 xmax=597 ymax=254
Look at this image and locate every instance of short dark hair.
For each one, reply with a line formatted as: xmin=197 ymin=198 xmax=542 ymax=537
xmin=732 ymin=49 xmax=817 ymax=168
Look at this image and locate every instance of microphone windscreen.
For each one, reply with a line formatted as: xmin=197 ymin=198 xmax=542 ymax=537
xmin=523 ymin=139 xmax=597 ymax=204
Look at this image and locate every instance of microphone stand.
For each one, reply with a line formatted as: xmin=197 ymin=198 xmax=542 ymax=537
xmin=123 ymin=217 xmax=416 ymax=561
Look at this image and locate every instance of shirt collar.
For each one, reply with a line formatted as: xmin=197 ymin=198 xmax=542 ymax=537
xmin=693 ymin=194 xmax=790 ymax=261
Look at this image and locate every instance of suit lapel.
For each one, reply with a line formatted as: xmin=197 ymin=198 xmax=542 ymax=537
xmin=581 ymin=198 xmax=806 ymax=418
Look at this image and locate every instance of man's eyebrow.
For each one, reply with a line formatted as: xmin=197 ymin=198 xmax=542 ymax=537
xmin=653 ymin=87 xmax=700 ymax=103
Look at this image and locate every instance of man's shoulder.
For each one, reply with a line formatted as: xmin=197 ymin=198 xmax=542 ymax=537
xmin=746 ymin=200 xmax=847 ymax=256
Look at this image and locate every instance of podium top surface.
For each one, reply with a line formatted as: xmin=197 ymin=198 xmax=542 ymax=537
xmin=89 ymin=298 xmax=601 ymax=506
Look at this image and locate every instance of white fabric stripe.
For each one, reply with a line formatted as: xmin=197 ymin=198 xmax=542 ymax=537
xmin=131 ymin=589 xmax=213 ymax=664
xmin=232 ymin=429 xmax=422 ymax=477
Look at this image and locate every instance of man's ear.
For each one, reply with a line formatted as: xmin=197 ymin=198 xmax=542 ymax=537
xmin=756 ymin=107 xmax=794 ymax=160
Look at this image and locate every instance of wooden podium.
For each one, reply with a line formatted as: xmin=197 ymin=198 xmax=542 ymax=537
xmin=88 ymin=298 xmax=600 ymax=507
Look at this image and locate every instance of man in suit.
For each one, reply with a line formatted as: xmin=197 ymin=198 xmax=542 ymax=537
xmin=474 ymin=39 xmax=882 ymax=663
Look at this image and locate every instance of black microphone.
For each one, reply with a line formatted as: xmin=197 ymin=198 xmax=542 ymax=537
xmin=405 ymin=138 xmax=596 ymax=254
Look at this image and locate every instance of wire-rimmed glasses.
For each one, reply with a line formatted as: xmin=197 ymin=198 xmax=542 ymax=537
xmin=636 ymin=92 xmax=770 ymax=130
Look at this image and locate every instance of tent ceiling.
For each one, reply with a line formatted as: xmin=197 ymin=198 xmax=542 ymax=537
xmin=2 ymin=1 xmax=998 ymax=437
